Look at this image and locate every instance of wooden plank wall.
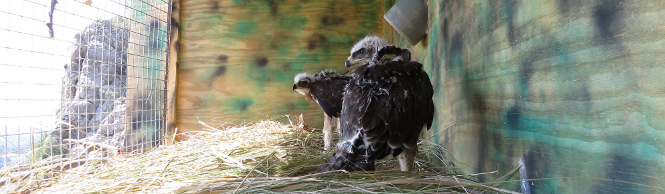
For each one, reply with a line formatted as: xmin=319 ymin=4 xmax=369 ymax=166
xmin=386 ymin=0 xmax=665 ymax=193
xmin=176 ymin=0 xmax=384 ymax=137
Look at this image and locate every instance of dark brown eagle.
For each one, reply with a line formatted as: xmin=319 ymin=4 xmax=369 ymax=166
xmin=293 ymin=71 xmax=351 ymax=150
xmin=318 ymin=36 xmax=434 ymax=172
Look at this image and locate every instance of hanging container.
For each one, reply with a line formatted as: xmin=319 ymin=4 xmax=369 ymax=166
xmin=383 ymin=0 xmax=428 ymax=45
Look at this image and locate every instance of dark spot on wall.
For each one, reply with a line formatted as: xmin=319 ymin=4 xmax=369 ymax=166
xmin=450 ymin=32 xmax=464 ymax=57
xmin=442 ymin=18 xmax=449 ymax=40
xmin=170 ymin=17 xmax=179 ymax=28
xmin=208 ymin=66 xmax=227 ymax=88
xmin=171 ymin=2 xmax=178 ymax=12
xmin=192 ymin=97 xmax=204 ymax=107
xmin=505 ymin=1 xmax=520 ymax=46
xmin=217 ymin=55 xmax=228 ymax=63
xmin=212 ymin=65 xmax=227 ymax=78
xmin=270 ymin=42 xmax=279 ymax=49
xmin=211 ymin=1 xmax=219 ymax=11
xmin=420 ymin=34 xmax=428 ymax=47
xmin=598 ymin=153 xmax=646 ymax=193
xmin=321 ymin=2 xmax=344 ymax=26
xmin=556 ymin=0 xmax=585 ymax=15
xmin=256 ymin=57 xmax=268 ymax=67
xmin=232 ymin=0 xmax=249 ymax=6
xmin=518 ymin=61 xmax=534 ymax=93
xmin=556 ymin=0 xmax=570 ymax=13
xmin=524 ymin=146 xmax=553 ymax=192
xmin=580 ymin=82 xmax=592 ymax=111
xmin=438 ymin=0 xmax=449 ymax=12
xmin=593 ymin=0 xmax=625 ymax=42
xmin=429 ymin=18 xmax=448 ymax=91
xmin=174 ymin=40 xmax=179 ymax=53
xmin=506 ymin=106 xmax=521 ymax=129
xmin=281 ymin=63 xmax=291 ymax=71
xmin=446 ymin=32 xmax=464 ymax=71
xmin=307 ymin=34 xmax=328 ymax=50
xmin=207 ymin=65 xmax=228 ymax=88
xmin=234 ymin=99 xmax=253 ymax=111
xmin=516 ymin=41 xmax=544 ymax=96
xmin=321 ymin=15 xmax=345 ymax=26
xmin=461 ymin=71 xmax=490 ymax=180
xmin=429 ymin=58 xmax=441 ymax=91
xmin=517 ymin=53 xmax=535 ymax=98
xmin=266 ymin=0 xmax=279 ymax=16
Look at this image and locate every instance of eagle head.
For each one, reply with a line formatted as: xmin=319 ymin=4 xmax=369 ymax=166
xmin=293 ymin=73 xmax=315 ymax=99
xmin=345 ymin=35 xmax=389 ymax=67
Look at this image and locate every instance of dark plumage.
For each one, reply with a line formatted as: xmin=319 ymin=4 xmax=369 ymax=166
xmin=293 ymin=71 xmax=350 ymax=118
xmin=318 ymin=36 xmax=434 ymax=172
xmin=372 ymin=45 xmax=411 ymax=66
xmin=293 ymin=71 xmax=351 ymax=150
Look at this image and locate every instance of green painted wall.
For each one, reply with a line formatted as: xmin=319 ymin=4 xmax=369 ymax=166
xmin=387 ymin=0 xmax=665 ymax=193
xmin=177 ymin=0 xmax=665 ymax=192
xmin=176 ymin=0 xmax=385 ymax=134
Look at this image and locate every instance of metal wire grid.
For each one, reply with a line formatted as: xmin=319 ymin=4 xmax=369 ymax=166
xmin=0 ymin=0 xmax=172 ymax=170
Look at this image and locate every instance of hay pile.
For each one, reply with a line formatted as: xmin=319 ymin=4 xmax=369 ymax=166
xmin=5 ymin=116 xmax=517 ymax=193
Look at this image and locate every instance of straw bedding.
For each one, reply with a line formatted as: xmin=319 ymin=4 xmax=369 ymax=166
xmin=4 ymin=116 xmax=517 ymax=193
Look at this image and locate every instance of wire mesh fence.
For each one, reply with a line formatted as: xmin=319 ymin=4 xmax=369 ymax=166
xmin=0 ymin=0 xmax=172 ymax=176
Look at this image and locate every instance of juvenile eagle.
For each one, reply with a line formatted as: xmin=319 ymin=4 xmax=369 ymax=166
xmin=293 ymin=71 xmax=351 ymax=150
xmin=318 ymin=36 xmax=434 ymax=172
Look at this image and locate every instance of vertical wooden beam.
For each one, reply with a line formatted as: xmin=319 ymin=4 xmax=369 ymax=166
xmin=125 ymin=2 xmax=141 ymax=147
xmin=164 ymin=0 xmax=180 ymax=145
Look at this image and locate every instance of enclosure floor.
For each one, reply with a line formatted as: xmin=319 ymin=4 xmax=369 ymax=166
xmin=9 ymin=117 xmax=516 ymax=193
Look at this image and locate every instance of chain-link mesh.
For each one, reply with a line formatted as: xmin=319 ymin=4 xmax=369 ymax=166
xmin=0 ymin=0 xmax=172 ymax=173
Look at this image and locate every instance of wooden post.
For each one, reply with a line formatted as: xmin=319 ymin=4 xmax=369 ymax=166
xmin=164 ymin=0 xmax=180 ymax=145
xmin=124 ymin=3 xmax=141 ymax=150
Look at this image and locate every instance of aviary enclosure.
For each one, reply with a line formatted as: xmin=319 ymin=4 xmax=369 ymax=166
xmin=1 ymin=0 xmax=664 ymax=193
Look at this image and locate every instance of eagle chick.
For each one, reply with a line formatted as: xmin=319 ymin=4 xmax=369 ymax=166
xmin=345 ymin=35 xmax=389 ymax=67
xmin=319 ymin=36 xmax=434 ymax=172
xmin=293 ymin=71 xmax=351 ymax=150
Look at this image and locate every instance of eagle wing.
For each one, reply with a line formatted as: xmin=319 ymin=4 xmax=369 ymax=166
xmin=373 ymin=46 xmax=411 ymax=64
xmin=341 ymin=60 xmax=434 ymax=153
xmin=310 ymin=74 xmax=351 ymax=117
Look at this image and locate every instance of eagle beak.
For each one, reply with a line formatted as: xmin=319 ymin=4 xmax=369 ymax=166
xmin=345 ymin=56 xmax=353 ymax=67
xmin=292 ymin=84 xmax=297 ymax=91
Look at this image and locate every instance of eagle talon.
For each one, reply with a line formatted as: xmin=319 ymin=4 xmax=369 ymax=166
xmin=380 ymin=88 xmax=389 ymax=95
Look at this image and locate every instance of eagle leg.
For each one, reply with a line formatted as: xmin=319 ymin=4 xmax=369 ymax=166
xmin=323 ymin=112 xmax=334 ymax=150
xmin=398 ymin=145 xmax=418 ymax=171
xmin=336 ymin=117 xmax=341 ymax=136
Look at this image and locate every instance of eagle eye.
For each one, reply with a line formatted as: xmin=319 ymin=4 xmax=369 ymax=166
xmin=298 ymin=81 xmax=309 ymax=87
xmin=352 ymin=48 xmax=367 ymax=58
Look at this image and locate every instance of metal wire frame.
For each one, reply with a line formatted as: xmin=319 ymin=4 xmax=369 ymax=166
xmin=0 ymin=0 xmax=173 ymax=175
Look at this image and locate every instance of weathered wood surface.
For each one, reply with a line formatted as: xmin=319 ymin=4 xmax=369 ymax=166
xmin=387 ymin=0 xmax=665 ymax=193
xmin=165 ymin=0 xmax=180 ymax=145
xmin=176 ymin=0 xmax=384 ymax=137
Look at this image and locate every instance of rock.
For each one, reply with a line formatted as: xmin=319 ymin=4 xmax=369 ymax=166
xmin=55 ymin=19 xmax=130 ymax=149
xmin=86 ymin=46 xmax=121 ymax=64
